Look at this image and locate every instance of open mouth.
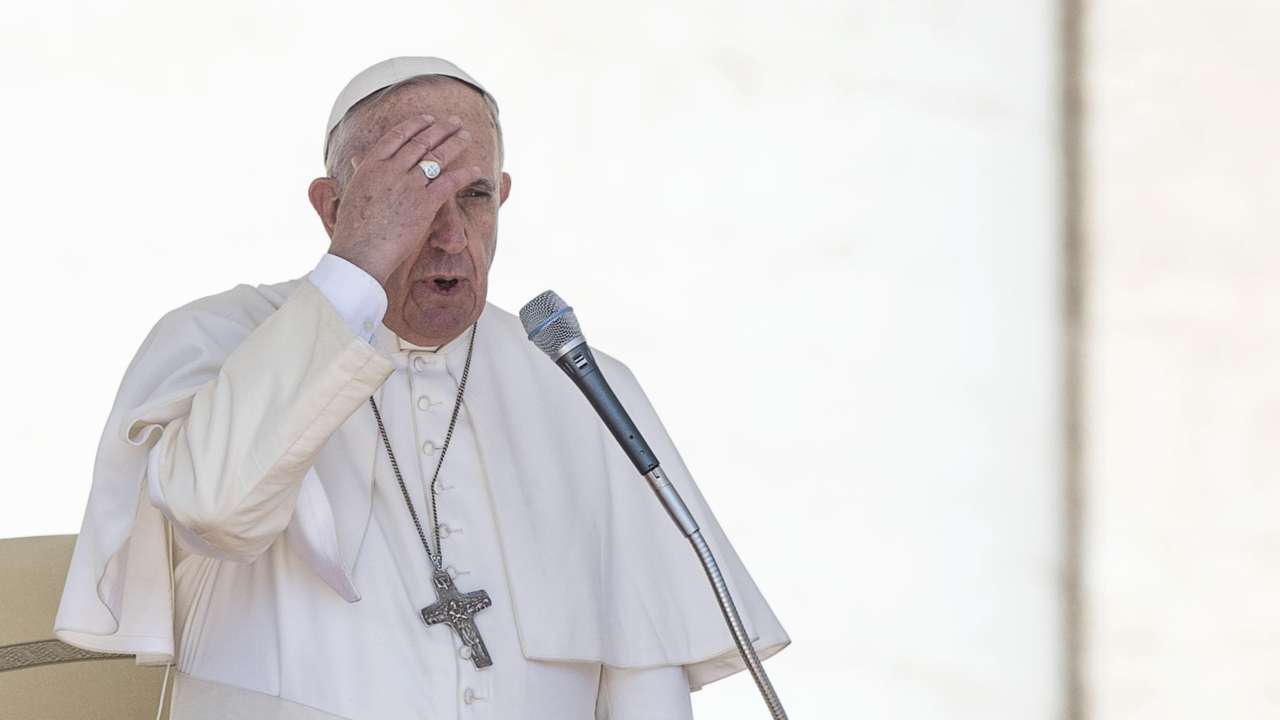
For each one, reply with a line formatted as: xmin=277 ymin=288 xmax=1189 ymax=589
xmin=422 ymin=276 xmax=468 ymax=296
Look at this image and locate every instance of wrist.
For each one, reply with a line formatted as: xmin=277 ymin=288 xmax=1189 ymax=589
xmin=326 ymin=245 xmax=392 ymax=287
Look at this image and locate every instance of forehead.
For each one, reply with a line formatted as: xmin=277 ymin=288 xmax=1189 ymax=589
xmin=362 ymin=79 xmax=497 ymax=165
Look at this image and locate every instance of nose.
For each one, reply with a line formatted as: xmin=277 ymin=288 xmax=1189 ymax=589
xmin=428 ymin=200 xmax=467 ymax=254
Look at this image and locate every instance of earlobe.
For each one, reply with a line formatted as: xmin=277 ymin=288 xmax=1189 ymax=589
xmin=308 ymin=177 xmax=341 ymax=236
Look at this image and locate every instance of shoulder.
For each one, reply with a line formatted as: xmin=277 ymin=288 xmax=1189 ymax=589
xmin=151 ymin=276 xmax=306 ymax=335
xmin=160 ymin=276 xmax=303 ymax=325
xmin=105 ymin=275 xmax=310 ymax=414
xmin=137 ymin=276 xmax=308 ymax=362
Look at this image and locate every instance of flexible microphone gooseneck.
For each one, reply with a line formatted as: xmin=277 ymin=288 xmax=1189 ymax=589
xmin=519 ymin=291 xmax=789 ymax=720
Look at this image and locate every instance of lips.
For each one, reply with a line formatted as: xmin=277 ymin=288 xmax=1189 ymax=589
xmin=420 ymin=275 xmax=469 ymax=297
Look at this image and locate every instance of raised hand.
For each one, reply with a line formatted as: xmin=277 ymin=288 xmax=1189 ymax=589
xmin=327 ymin=114 xmax=482 ymax=286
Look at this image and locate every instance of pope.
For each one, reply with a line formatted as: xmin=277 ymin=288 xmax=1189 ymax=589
xmin=54 ymin=56 xmax=789 ymax=719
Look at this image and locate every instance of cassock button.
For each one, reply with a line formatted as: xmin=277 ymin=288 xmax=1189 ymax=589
xmin=422 ymin=440 xmax=437 ymax=455
xmin=439 ymin=523 xmax=454 ymax=538
xmin=412 ymin=356 xmax=428 ymax=372
xmin=463 ymin=687 xmax=482 ymax=704
xmin=417 ymin=395 xmax=434 ymax=411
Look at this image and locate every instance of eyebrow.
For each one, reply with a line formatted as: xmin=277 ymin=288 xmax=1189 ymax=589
xmin=466 ymin=177 xmax=497 ymax=193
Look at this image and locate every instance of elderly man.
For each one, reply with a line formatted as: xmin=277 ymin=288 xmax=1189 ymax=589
xmin=54 ymin=57 xmax=788 ymax=719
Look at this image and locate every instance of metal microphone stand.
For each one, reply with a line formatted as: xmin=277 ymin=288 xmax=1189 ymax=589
xmin=643 ymin=467 xmax=789 ymax=720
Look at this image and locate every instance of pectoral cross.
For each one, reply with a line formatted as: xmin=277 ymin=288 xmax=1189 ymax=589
xmin=421 ymin=566 xmax=494 ymax=669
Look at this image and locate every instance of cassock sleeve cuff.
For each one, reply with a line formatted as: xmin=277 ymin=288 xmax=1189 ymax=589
xmin=308 ymin=253 xmax=388 ymax=342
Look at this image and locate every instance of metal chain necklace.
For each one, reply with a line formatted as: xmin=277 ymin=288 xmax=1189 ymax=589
xmin=367 ymin=321 xmax=494 ymax=669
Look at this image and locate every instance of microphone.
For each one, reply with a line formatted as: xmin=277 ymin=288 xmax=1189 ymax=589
xmin=519 ymin=290 xmax=696 ymax=536
xmin=518 ymin=291 xmax=658 ymax=475
xmin=518 ymin=289 xmax=790 ymax=719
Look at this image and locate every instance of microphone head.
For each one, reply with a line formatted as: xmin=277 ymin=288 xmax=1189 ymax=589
xmin=519 ymin=290 xmax=585 ymax=359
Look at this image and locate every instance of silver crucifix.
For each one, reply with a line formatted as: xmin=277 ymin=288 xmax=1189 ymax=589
xmin=421 ymin=566 xmax=494 ymax=669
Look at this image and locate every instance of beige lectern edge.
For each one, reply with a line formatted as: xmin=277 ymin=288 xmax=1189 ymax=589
xmin=0 ymin=534 xmax=171 ymax=719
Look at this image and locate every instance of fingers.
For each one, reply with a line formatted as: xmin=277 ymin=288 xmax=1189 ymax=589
xmin=417 ymin=128 xmax=472 ymax=170
xmin=369 ymin=114 xmax=436 ymax=161
xmin=393 ymin=115 xmax=467 ymax=171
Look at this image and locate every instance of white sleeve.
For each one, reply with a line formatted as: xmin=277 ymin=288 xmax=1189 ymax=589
xmin=596 ymin=665 xmax=693 ymax=720
xmin=140 ymin=279 xmax=395 ymax=563
xmin=307 ymin=253 xmax=388 ymax=342
xmin=147 ymin=439 xmax=241 ymax=560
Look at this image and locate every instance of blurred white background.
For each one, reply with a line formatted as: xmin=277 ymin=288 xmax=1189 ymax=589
xmin=22 ymin=0 xmax=1280 ymax=718
xmin=1083 ymin=2 xmax=1280 ymax=718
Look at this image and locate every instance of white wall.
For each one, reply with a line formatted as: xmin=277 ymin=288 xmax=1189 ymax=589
xmin=1083 ymin=2 xmax=1280 ymax=717
xmin=0 ymin=2 xmax=1064 ymax=717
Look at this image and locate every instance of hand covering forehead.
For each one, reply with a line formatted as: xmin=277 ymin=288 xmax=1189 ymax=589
xmin=324 ymin=56 xmax=498 ymax=162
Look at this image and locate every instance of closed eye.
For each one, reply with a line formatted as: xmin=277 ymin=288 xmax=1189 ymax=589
xmin=460 ymin=178 xmax=496 ymax=199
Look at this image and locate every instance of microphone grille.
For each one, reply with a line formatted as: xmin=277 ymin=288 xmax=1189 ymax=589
xmin=519 ymin=290 xmax=584 ymax=358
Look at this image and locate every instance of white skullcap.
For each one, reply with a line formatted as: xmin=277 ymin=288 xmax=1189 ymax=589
xmin=323 ymin=56 xmax=498 ymax=163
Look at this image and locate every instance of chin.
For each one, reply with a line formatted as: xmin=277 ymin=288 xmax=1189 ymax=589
xmin=408 ymin=289 xmax=484 ymax=340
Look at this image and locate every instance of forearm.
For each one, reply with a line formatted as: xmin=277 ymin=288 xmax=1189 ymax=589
xmin=147 ymin=268 xmax=392 ymax=562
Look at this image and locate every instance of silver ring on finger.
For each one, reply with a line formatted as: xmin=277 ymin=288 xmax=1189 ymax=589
xmin=418 ymin=158 xmax=442 ymax=182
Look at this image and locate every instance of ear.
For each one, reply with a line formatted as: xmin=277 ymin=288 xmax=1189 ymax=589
xmin=308 ymin=177 xmax=341 ymax=237
xmin=499 ymin=171 xmax=513 ymax=206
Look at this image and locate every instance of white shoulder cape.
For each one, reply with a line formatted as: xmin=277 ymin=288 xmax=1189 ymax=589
xmin=54 ymin=276 xmax=789 ymax=689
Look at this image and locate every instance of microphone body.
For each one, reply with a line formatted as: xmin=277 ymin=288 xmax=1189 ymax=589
xmin=552 ymin=341 xmax=659 ymax=475
xmin=540 ymin=331 xmax=696 ymax=536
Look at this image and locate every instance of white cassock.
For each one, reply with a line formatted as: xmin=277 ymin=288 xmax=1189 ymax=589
xmin=53 ymin=254 xmax=789 ymax=719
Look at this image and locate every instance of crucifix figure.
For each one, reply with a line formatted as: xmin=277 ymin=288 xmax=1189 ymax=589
xmin=421 ymin=566 xmax=494 ymax=669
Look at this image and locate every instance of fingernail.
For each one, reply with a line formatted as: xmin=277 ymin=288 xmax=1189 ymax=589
xmin=422 ymin=114 xmax=434 ymax=122
xmin=459 ymin=129 xmax=472 ymax=140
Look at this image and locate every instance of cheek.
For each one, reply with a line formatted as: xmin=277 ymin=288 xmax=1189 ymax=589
xmin=464 ymin=209 xmax=498 ymax=269
xmin=469 ymin=241 xmax=495 ymax=277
